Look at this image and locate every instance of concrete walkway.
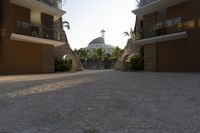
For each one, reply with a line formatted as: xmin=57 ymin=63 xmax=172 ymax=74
xmin=0 ymin=70 xmax=200 ymax=133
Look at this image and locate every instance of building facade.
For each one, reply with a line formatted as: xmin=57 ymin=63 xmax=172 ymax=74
xmin=87 ymin=37 xmax=115 ymax=54
xmin=132 ymin=0 xmax=200 ymax=72
xmin=0 ymin=0 xmax=66 ymax=74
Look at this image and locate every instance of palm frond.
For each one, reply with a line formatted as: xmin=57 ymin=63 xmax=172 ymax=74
xmin=123 ymin=32 xmax=130 ymax=36
xmin=63 ymin=21 xmax=70 ymax=30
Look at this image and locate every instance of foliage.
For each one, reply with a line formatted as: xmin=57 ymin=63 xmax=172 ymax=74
xmin=74 ymin=47 xmax=121 ymax=69
xmin=126 ymin=53 xmax=144 ymax=71
xmin=74 ymin=48 xmax=91 ymax=68
xmin=111 ymin=46 xmax=123 ymax=60
xmin=94 ymin=48 xmax=106 ymax=69
xmin=62 ymin=21 xmax=70 ymax=30
xmin=75 ymin=48 xmax=88 ymax=59
xmin=95 ymin=48 xmax=106 ymax=62
xmin=55 ymin=57 xmax=72 ymax=72
xmin=123 ymin=28 xmax=135 ymax=38
xmin=104 ymin=53 xmax=114 ymax=69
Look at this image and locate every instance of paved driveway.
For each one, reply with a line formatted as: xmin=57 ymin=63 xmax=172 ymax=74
xmin=0 ymin=70 xmax=200 ymax=133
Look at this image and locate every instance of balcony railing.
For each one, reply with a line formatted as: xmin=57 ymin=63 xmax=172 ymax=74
xmin=15 ymin=20 xmax=62 ymax=41
xmin=38 ymin=0 xmax=62 ymax=9
xmin=136 ymin=0 xmax=158 ymax=7
xmin=133 ymin=0 xmax=187 ymax=17
xmin=138 ymin=17 xmax=185 ymax=40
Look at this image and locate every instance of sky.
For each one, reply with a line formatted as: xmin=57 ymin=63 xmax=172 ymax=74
xmin=62 ymin=0 xmax=136 ymax=50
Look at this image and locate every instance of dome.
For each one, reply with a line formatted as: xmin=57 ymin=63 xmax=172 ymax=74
xmin=87 ymin=36 xmax=115 ymax=54
xmin=89 ymin=37 xmax=105 ymax=45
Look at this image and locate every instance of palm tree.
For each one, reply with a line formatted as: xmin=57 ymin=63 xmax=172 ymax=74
xmin=112 ymin=46 xmax=123 ymax=60
xmin=75 ymin=48 xmax=89 ymax=67
xmin=62 ymin=21 xmax=70 ymax=30
xmin=95 ymin=48 xmax=106 ymax=61
xmin=123 ymin=28 xmax=135 ymax=38
xmin=95 ymin=48 xmax=106 ymax=68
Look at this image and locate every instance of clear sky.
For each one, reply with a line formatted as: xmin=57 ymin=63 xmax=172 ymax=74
xmin=62 ymin=0 xmax=136 ymax=50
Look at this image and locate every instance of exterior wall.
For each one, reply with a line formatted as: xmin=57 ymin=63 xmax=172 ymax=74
xmin=144 ymin=44 xmax=157 ymax=71
xmin=142 ymin=13 xmax=157 ymax=71
xmin=135 ymin=17 xmax=142 ymax=40
xmin=0 ymin=41 xmax=42 ymax=74
xmin=115 ymin=39 xmax=140 ymax=71
xmin=157 ymin=0 xmax=200 ymax=72
xmin=138 ymin=0 xmax=200 ymax=72
xmin=54 ymin=19 xmax=65 ymax=41
xmin=0 ymin=1 xmax=55 ymax=74
xmin=54 ymin=18 xmax=83 ymax=71
xmin=41 ymin=45 xmax=55 ymax=73
xmin=143 ymin=12 xmax=157 ymax=38
xmin=55 ymin=43 xmax=83 ymax=72
xmin=0 ymin=1 xmax=4 ymax=46
xmin=54 ymin=30 xmax=83 ymax=71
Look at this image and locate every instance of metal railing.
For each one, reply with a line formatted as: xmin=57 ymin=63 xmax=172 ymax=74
xmin=38 ymin=0 xmax=62 ymax=9
xmin=137 ymin=17 xmax=185 ymax=40
xmin=16 ymin=20 xmax=62 ymax=41
xmin=136 ymin=0 xmax=158 ymax=7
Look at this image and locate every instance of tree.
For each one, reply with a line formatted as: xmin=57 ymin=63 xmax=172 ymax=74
xmin=74 ymin=48 xmax=89 ymax=67
xmin=95 ymin=48 xmax=106 ymax=62
xmin=112 ymin=46 xmax=123 ymax=60
xmin=104 ymin=53 xmax=112 ymax=69
xmin=123 ymin=28 xmax=135 ymax=38
xmin=95 ymin=48 xmax=106 ymax=68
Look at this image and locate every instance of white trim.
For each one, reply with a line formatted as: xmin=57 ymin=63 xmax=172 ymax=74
xmin=134 ymin=31 xmax=188 ymax=46
xmin=132 ymin=0 xmax=187 ymax=17
xmin=10 ymin=33 xmax=65 ymax=47
xmin=10 ymin=0 xmax=66 ymax=21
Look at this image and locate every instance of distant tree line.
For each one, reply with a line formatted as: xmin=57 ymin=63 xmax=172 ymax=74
xmin=74 ymin=47 xmax=123 ymax=69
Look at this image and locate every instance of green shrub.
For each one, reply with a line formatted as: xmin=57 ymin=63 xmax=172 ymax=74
xmin=126 ymin=53 xmax=144 ymax=71
xmin=55 ymin=57 xmax=72 ymax=72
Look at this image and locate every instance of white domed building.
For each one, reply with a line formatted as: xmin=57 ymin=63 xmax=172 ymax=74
xmin=86 ymin=30 xmax=115 ymax=54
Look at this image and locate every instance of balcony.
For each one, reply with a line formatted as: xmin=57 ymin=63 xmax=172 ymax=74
xmin=136 ymin=0 xmax=158 ymax=7
xmin=10 ymin=20 xmax=65 ymax=46
xmin=38 ymin=0 xmax=62 ymax=8
xmin=134 ymin=17 xmax=188 ymax=46
xmin=132 ymin=0 xmax=187 ymax=17
xmin=9 ymin=0 xmax=66 ymax=21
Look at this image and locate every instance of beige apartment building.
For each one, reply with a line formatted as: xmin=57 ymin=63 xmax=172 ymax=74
xmin=0 ymin=0 xmax=66 ymax=74
xmin=132 ymin=0 xmax=200 ymax=72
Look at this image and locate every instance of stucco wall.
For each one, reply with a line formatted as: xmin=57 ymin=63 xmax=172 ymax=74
xmin=54 ymin=31 xmax=83 ymax=71
xmin=115 ymin=39 xmax=139 ymax=71
xmin=54 ymin=18 xmax=83 ymax=72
